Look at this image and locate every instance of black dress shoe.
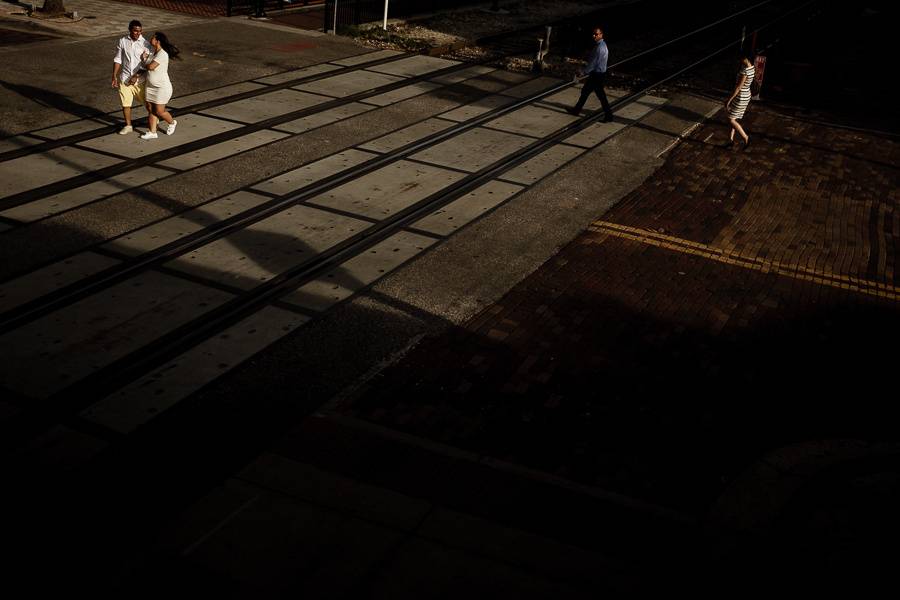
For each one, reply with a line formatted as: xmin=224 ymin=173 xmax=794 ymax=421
xmin=566 ymin=107 xmax=580 ymax=116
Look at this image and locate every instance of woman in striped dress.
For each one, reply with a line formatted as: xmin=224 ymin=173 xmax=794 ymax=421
xmin=725 ymin=55 xmax=755 ymax=149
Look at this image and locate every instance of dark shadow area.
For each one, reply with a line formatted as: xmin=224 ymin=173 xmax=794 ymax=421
xmin=0 ymin=79 xmax=119 ymax=123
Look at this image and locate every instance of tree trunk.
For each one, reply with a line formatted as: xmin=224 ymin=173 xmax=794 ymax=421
xmin=40 ymin=0 xmax=67 ymax=16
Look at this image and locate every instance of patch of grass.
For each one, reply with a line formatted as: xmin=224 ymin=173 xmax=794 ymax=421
xmin=344 ymin=24 xmax=433 ymax=52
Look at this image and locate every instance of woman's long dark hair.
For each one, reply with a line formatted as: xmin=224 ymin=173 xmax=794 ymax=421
xmin=153 ymin=32 xmax=180 ymax=60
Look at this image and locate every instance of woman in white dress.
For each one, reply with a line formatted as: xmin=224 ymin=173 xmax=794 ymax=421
xmin=140 ymin=32 xmax=180 ymax=140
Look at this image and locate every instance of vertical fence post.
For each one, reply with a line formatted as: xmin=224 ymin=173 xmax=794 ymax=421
xmin=332 ymin=0 xmax=338 ymax=34
xmin=383 ymin=0 xmax=389 ymax=30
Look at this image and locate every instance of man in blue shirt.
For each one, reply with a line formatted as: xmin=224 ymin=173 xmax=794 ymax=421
xmin=568 ymin=27 xmax=614 ymax=122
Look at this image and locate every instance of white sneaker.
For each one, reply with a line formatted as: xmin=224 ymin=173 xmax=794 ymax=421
xmin=140 ymin=131 xmax=158 ymax=140
xmin=118 ymin=125 xmax=133 ymax=135
xmin=166 ymin=120 xmax=177 ymax=136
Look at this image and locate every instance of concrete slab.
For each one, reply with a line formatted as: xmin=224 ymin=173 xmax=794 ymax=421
xmin=309 ymin=160 xmax=465 ymax=221
xmin=81 ymin=305 xmax=309 ymax=434
xmin=561 ymin=121 xmax=626 ymax=148
xmin=102 ymin=191 xmax=272 ymax=257
xmin=293 ymin=70 xmax=405 ymax=98
xmin=358 ymin=118 xmax=457 ymax=154
xmin=0 ymin=146 xmax=121 ymax=200
xmin=361 ymin=81 xmax=444 ymax=107
xmin=272 ymin=102 xmax=374 ymax=134
xmin=283 ymin=230 xmax=437 ymax=312
xmin=410 ymin=127 xmax=534 ymax=173
xmin=0 ymin=135 xmax=45 ymax=152
xmin=499 ymin=76 xmax=561 ymax=99
xmin=156 ymin=129 xmax=289 ymax=170
xmin=171 ymin=82 xmax=268 ymax=109
xmin=438 ymin=94 xmax=517 ymax=123
xmin=251 ymin=149 xmax=377 ymax=197
xmin=614 ymin=95 xmax=667 ymax=121
xmin=428 ymin=65 xmax=497 ymax=85
xmin=329 ymin=49 xmax=404 ymax=66
xmin=1 ymin=166 xmax=173 ymax=223
xmin=77 ymin=114 xmax=242 ymax=159
xmin=32 ymin=119 xmax=113 ymax=141
xmin=410 ymin=179 xmax=524 ymax=237
xmin=199 ymin=89 xmax=330 ymax=124
xmin=253 ymin=63 xmax=342 ymax=85
xmin=499 ymin=144 xmax=586 ymax=186
xmin=0 ymin=251 xmax=121 ymax=314
xmin=0 ymin=271 xmax=234 ymax=399
xmin=485 ymin=104 xmax=579 ymax=138
xmin=365 ymin=55 xmax=459 ymax=78
xmin=165 ymin=205 xmax=371 ymax=291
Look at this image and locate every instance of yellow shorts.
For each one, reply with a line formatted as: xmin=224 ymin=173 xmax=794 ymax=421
xmin=118 ymin=81 xmax=145 ymax=107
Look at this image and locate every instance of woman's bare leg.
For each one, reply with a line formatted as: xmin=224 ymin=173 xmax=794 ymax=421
xmin=153 ymin=103 xmax=174 ymax=125
xmin=729 ymin=118 xmax=749 ymax=143
xmin=145 ymin=102 xmax=158 ymax=133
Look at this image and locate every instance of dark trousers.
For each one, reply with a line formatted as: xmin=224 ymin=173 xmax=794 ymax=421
xmin=575 ymin=71 xmax=612 ymax=117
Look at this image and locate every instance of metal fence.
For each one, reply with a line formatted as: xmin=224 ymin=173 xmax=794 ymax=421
xmin=323 ymin=0 xmax=480 ymax=31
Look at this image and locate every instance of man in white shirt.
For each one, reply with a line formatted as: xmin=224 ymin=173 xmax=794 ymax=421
xmin=112 ymin=20 xmax=152 ymax=135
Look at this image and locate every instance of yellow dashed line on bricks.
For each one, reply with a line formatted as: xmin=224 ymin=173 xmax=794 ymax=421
xmin=589 ymin=221 xmax=900 ymax=302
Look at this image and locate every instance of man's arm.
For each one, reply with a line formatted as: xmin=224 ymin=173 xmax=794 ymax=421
xmin=112 ymin=39 xmax=123 ymax=88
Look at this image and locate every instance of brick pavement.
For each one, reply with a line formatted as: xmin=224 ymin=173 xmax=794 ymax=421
xmin=335 ymin=101 xmax=900 ymax=518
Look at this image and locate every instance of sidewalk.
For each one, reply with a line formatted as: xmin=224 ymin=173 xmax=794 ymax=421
xmin=0 ymin=0 xmax=213 ymax=37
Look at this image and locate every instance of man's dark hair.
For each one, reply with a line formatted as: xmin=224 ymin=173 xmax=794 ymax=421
xmin=128 ymin=20 xmax=142 ymax=30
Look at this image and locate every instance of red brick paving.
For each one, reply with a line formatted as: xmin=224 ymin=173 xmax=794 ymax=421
xmin=338 ymin=102 xmax=900 ymax=513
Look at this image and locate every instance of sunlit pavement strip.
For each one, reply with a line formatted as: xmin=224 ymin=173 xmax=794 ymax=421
xmin=358 ymin=118 xmax=457 ymax=154
xmin=102 ymin=191 xmax=272 ymax=257
xmin=0 ymin=166 xmax=173 ymax=222
xmin=77 ymin=114 xmax=243 ymax=159
xmin=156 ymin=129 xmax=289 ymax=170
xmin=30 ymin=118 xmax=113 ymax=141
xmin=590 ymin=221 xmax=900 ymax=302
xmin=0 ymin=146 xmax=121 ymax=199
xmin=309 ymin=160 xmax=466 ymax=220
xmin=169 ymin=82 xmax=269 ymax=108
xmin=410 ymin=127 xmax=534 ymax=173
xmin=0 ymin=252 xmax=122 ymax=314
xmin=198 ymin=89 xmax=331 ymax=124
xmin=365 ymin=55 xmax=458 ymax=78
xmin=484 ymin=104 xmax=579 ymax=138
xmin=438 ymin=94 xmax=517 ymax=122
xmin=252 ymin=63 xmax=342 ymax=86
xmin=0 ymin=271 xmax=234 ymax=399
xmin=294 ymin=70 xmax=405 ymax=98
xmin=329 ymin=49 xmax=403 ymax=66
xmin=428 ymin=64 xmax=496 ymax=85
xmin=251 ymin=149 xmax=377 ymax=195
xmin=272 ymin=102 xmax=373 ymax=134
xmin=362 ymin=82 xmax=445 ymax=107
xmin=80 ymin=305 xmax=310 ymax=434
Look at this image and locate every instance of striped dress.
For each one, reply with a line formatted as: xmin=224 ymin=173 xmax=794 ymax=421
xmin=728 ymin=64 xmax=755 ymax=120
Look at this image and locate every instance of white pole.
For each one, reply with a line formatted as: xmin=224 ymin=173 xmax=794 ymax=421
xmin=332 ymin=0 xmax=338 ymax=35
xmin=383 ymin=0 xmax=389 ymax=30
